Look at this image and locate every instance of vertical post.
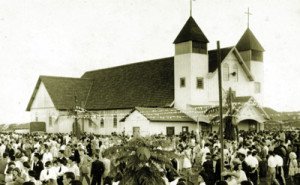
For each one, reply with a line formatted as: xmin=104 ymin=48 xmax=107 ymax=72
xmin=74 ymin=96 xmax=80 ymax=139
xmin=190 ymin=0 xmax=192 ymax=17
xmin=197 ymin=117 xmax=201 ymax=143
xmin=217 ymin=41 xmax=224 ymax=180
xmin=228 ymin=88 xmax=232 ymax=113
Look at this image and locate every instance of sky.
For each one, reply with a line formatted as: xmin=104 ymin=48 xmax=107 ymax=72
xmin=0 ymin=0 xmax=299 ymax=123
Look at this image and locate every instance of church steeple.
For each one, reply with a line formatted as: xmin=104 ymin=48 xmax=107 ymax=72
xmin=173 ymin=16 xmax=209 ymax=44
xmin=173 ymin=16 xmax=210 ymax=109
xmin=174 ymin=16 xmax=209 ymax=55
xmin=236 ymin=28 xmax=264 ymax=52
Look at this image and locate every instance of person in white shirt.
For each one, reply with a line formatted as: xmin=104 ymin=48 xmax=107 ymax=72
xmin=234 ymin=163 xmax=248 ymax=184
xmin=100 ymin=153 xmax=111 ymax=181
xmin=39 ymin=161 xmax=57 ymax=182
xmin=274 ymin=153 xmax=285 ymax=185
xmin=0 ymin=142 xmax=6 ymax=158
xmin=267 ymin=151 xmax=279 ymax=185
xmin=42 ymin=145 xmax=53 ymax=165
xmin=67 ymin=158 xmax=80 ymax=180
xmin=56 ymin=158 xmax=69 ymax=185
xmin=245 ymin=150 xmax=259 ymax=185
xmin=200 ymin=143 xmax=210 ymax=165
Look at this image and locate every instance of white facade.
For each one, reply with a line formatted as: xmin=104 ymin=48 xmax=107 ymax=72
xmin=175 ymin=47 xmax=264 ymax=107
xmin=174 ymin=41 xmax=209 ymax=109
xmin=30 ymin=82 xmax=60 ymax=133
xmin=29 ymin=82 xmax=132 ymax=134
xmin=122 ymin=110 xmax=197 ymax=136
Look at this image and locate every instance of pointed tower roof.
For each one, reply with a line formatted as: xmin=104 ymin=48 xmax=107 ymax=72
xmin=236 ymin=28 xmax=264 ymax=52
xmin=174 ymin=16 xmax=209 ymax=44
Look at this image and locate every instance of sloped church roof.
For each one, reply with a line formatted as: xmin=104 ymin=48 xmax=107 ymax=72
xmin=236 ymin=28 xmax=264 ymax=52
xmin=173 ymin=16 xmax=209 ymax=44
xmin=26 ymin=17 xmax=261 ymax=111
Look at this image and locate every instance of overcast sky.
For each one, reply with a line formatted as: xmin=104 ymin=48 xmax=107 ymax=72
xmin=0 ymin=0 xmax=299 ymax=123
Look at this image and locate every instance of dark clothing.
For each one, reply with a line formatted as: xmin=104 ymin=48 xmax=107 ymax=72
xmin=90 ymin=159 xmax=105 ymax=185
xmin=33 ymin=160 xmax=44 ymax=180
xmin=202 ymin=159 xmax=220 ymax=185
xmin=86 ymin=143 xmax=92 ymax=157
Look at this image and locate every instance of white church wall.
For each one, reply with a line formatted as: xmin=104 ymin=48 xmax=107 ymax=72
xmin=174 ymin=54 xmax=192 ymax=110
xmin=85 ymin=109 xmax=132 ymax=135
xmin=174 ymin=47 xmax=209 ymax=109
xmin=122 ymin=110 xmax=151 ymax=136
xmin=189 ymin=53 xmax=209 ymax=105
xmin=251 ymin=61 xmax=264 ymax=105
xmin=208 ymin=52 xmax=259 ymax=103
xmin=30 ymin=82 xmax=60 ymax=133
xmin=150 ymin=122 xmax=197 ymax=135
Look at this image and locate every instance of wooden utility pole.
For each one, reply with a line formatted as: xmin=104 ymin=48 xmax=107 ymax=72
xmin=217 ymin=41 xmax=224 ymax=179
xmin=74 ymin=96 xmax=80 ymax=139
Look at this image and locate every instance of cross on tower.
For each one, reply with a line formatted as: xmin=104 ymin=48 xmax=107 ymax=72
xmin=190 ymin=0 xmax=196 ymax=17
xmin=245 ymin=7 xmax=252 ymax=28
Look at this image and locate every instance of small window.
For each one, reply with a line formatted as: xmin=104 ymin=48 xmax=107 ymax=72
xmin=89 ymin=119 xmax=93 ymax=127
xmin=49 ymin=116 xmax=52 ymax=127
xmin=196 ymin=77 xmax=204 ymax=89
xmin=180 ymin=77 xmax=185 ymax=87
xmin=35 ymin=113 xmax=38 ymax=122
xmin=223 ymin=63 xmax=229 ymax=81
xmin=232 ymin=64 xmax=238 ymax=82
xmin=113 ymin=115 xmax=117 ymax=128
xmin=182 ymin=126 xmax=189 ymax=133
xmin=254 ymin=82 xmax=261 ymax=93
xmin=100 ymin=116 xmax=104 ymax=128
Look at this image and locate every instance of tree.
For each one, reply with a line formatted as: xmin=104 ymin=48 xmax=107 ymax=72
xmin=205 ymin=88 xmax=238 ymax=141
xmin=103 ymin=137 xmax=178 ymax=185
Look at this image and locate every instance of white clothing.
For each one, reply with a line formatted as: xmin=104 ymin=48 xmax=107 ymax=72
xmin=42 ymin=152 xmax=53 ymax=164
xmin=268 ymin=155 xmax=277 ymax=168
xmin=245 ymin=155 xmax=258 ymax=168
xmin=39 ymin=168 xmax=57 ymax=181
xmin=56 ymin=165 xmax=69 ymax=177
xmin=68 ymin=164 xmax=80 ymax=177
xmin=236 ymin=170 xmax=247 ymax=184
xmin=274 ymin=155 xmax=284 ymax=167
xmin=101 ymin=157 xmax=111 ymax=178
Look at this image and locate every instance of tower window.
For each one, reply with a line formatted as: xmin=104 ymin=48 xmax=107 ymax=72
xmin=100 ymin=116 xmax=104 ymax=128
xmin=196 ymin=77 xmax=204 ymax=89
xmin=192 ymin=41 xmax=207 ymax=54
xmin=254 ymin=82 xmax=261 ymax=93
xmin=180 ymin=77 xmax=186 ymax=87
xmin=223 ymin=64 xmax=229 ymax=81
xmin=113 ymin=115 xmax=117 ymax=128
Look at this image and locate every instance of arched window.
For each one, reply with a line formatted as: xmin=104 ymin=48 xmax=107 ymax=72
xmin=223 ymin=63 xmax=229 ymax=81
xmin=232 ymin=64 xmax=238 ymax=81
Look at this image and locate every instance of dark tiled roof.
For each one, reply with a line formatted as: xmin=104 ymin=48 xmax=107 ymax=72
xmin=82 ymin=57 xmax=174 ymax=110
xmin=232 ymin=96 xmax=251 ymax=103
xmin=174 ymin=16 xmax=209 ymax=44
xmin=26 ymin=76 xmax=94 ymax=111
xmin=208 ymin=47 xmax=234 ymax=72
xmin=236 ymin=28 xmax=264 ymax=52
xmin=121 ymin=107 xmax=195 ymax=122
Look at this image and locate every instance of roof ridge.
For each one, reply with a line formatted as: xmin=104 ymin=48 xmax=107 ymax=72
xmin=40 ymin=75 xmax=92 ymax=80
xmin=83 ymin=57 xmax=174 ymax=74
xmin=208 ymin=46 xmax=235 ymax=52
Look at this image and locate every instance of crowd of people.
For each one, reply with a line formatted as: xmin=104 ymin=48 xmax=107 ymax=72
xmin=0 ymin=130 xmax=299 ymax=185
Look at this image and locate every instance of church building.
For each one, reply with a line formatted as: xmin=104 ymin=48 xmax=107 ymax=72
xmin=26 ymin=15 xmax=269 ymax=136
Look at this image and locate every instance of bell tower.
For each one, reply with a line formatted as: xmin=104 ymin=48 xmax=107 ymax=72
xmin=236 ymin=27 xmax=265 ymax=104
xmin=173 ymin=16 xmax=209 ymax=110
